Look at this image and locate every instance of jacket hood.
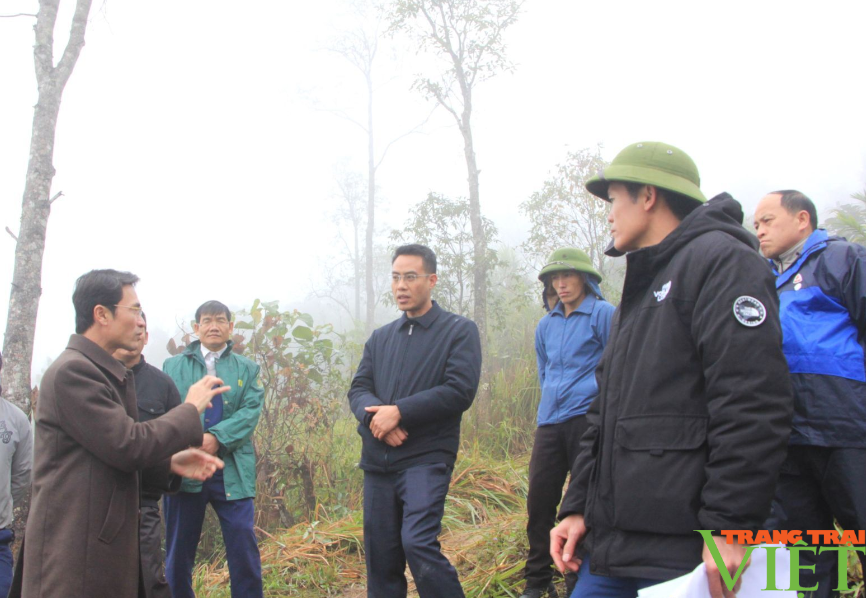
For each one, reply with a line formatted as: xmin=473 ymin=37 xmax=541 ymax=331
xmin=637 ymin=192 xmax=757 ymax=268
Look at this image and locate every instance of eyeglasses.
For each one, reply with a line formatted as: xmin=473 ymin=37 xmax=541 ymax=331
xmin=114 ymin=304 xmax=144 ymax=315
xmin=391 ymin=273 xmax=432 ymax=283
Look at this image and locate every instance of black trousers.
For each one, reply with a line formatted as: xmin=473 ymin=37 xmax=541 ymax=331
xmin=140 ymin=500 xmax=172 ymax=598
xmin=765 ymin=446 xmax=866 ymax=598
xmin=363 ymin=462 xmax=463 ymax=598
xmin=524 ymin=415 xmax=588 ymax=588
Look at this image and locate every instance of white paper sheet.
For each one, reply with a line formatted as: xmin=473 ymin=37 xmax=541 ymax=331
xmin=637 ymin=544 xmax=798 ymax=598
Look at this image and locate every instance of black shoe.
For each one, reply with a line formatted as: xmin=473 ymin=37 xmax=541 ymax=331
xmin=519 ymin=583 xmax=558 ymax=598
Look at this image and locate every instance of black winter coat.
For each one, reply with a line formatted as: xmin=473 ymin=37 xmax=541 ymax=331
xmin=348 ymin=302 xmax=481 ymax=472
xmin=559 ymin=193 xmax=793 ymax=580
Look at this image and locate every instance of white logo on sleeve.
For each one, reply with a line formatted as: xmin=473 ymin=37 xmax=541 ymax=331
xmin=653 ymin=281 xmax=671 ymax=302
xmin=733 ymin=296 xmax=767 ymax=327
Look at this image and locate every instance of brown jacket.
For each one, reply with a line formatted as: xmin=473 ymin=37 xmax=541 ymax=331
xmin=11 ymin=335 xmax=203 ymax=598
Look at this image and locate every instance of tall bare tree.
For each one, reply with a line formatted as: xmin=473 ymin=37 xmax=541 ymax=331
xmin=329 ymin=0 xmax=431 ymax=335
xmin=333 ymin=164 xmax=367 ymax=322
xmin=387 ymin=0 xmax=522 ymax=350
xmin=2 ymin=0 xmax=94 ymax=413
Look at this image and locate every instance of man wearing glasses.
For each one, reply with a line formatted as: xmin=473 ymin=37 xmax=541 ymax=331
xmin=13 ymin=269 xmax=226 ymax=598
xmin=163 ymin=300 xmax=265 ymax=598
xmin=349 ymin=244 xmax=482 ymax=598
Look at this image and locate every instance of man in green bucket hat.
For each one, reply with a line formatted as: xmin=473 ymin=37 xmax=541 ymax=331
xmin=549 ymin=142 xmax=793 ymax=598
xmin=519 ymin=248 xmax=615 ymax=598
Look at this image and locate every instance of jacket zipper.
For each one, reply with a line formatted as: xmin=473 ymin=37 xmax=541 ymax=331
xmin=385 ymin=322 xmax=413 ymax=470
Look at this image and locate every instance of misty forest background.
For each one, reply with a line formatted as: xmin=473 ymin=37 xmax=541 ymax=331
xmin=3 ymin=0 xmax=866 ymax=596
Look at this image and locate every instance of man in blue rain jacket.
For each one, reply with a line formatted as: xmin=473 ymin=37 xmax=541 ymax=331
xmin=520 ymin=248 xmax=615 ymax=598
xmin=755 ymin=189 xmax=866 ymax=597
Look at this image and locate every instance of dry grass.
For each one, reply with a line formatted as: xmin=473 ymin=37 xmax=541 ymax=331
xmin=194 ymin=450 xmax=533 ymax=597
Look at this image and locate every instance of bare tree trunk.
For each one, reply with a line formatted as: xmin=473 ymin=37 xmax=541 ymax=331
xmin=354 ymin=216 xmax=361 ymax=322
xmin=456 ymin=76 xmax=487 ymax=352
xmin=365 ymin=71 xmax=376 ymax=335
xmin=461 ymin=124 xmax=487 ymax=351
xmin=2 ymin=0 xmax=93 ymax=413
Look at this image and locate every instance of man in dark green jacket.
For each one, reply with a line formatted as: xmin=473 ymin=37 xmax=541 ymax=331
xmin=163 ymin=300 xmax=265 ymax=598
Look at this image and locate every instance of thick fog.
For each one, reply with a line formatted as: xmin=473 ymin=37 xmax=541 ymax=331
xmin=1 ymin=0 xmax=865 ymax=378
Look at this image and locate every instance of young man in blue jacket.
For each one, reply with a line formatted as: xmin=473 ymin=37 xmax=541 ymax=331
xmin=520 ymin=248 xmax=614 ymax=598
xmin=755 ymin=190 xmax=866 ymax=597
xmin=348 ymin=244 xmax=482 ymax=598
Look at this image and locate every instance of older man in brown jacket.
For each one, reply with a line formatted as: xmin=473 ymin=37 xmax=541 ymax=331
xmin=11 ymin=270 xmax=230 ymax=598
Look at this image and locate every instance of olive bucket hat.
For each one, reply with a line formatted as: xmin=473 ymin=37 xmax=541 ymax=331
xmin=585 ymin=141 xmax=706 ymax=205
xmin=538 ymin=247 xmax=602 ymax=283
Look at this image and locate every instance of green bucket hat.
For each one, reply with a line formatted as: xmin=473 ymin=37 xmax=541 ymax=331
xmin=538 ymin=247 xmax=602 ymax=283
xmin=585 ymin=141 xmax=706 ymax=205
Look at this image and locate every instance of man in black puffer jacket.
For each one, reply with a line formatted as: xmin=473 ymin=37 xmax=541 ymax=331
xmin=550 ymin=142 xmax=793 ymax=598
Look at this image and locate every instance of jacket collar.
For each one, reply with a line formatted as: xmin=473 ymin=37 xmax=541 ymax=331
xmin=399 ymin=300 xmax=443 ymax=330
xmin=551 ymin=294 xmax=597 ymax=318
xmin=773 ymin=229 xmax=829 ymax=287
xmin=183 ymin=339 xmax=235 ymax=364
xmin=130 ymin=354 xmax=148 ymax=375
xmin=67 ymin=334 xmax=128 ymax=383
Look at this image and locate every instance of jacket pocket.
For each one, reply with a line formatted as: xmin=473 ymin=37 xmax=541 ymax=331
xmin=612 ymin=414 xmax=707 ymax=535
xmin=97 ymin=481 xmax=126 ymax=544
xmin=137 ymin=403 xmax=166 ymax=420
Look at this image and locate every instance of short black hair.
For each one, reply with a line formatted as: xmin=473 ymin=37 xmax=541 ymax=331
xmin=392 ymin=243 xmax=437 ymax=274
xmin=624 ymin=182 xmax=699 ymax=221
xmin=195 ymin=300 xmax=232 ymax=322
xmin=773 ymin=189 xmax=818 ymax=230
xmin=73 ymin=269 xmax=140 ymax=334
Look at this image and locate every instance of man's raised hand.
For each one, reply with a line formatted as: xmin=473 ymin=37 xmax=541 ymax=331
xmin=185 ymin=375 xmax=231 ymax=414
xmin=170 ymin=448 xmax=224 ymax=481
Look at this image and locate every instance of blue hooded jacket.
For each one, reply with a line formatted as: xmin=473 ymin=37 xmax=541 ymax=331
xmin=772 ymin=229 xmax=866 ymax=447
xmin=535 ymin=288 xmax=615 ymax=426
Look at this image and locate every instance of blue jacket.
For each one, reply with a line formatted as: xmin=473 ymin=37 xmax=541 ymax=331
xmin=535 ymin=293 xmax=615 ymax=425
xmin=773 ymin=229 xmax=866 ymax=447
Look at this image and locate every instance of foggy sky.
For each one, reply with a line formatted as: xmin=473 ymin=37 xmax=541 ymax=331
xmin=1 ymin=0 xmax=864 ymax=377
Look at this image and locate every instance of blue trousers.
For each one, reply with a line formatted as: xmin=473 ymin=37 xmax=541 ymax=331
xmin=570 ymin=556 xmax=661 ymax=598
xmin=364 ymin=463 xmax=464 ymax=598
xmin=163 ymin=475 xmax=263 ymax=598
xmin=0 ymin=529 xmax=13 ymax=598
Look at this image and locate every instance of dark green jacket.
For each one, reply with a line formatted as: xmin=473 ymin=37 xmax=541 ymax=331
xmin=163 ymin=340 xmax=264 ymax=499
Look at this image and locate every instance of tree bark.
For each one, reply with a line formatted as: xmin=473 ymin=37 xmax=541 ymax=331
xmin=365 ymin=69 xmax=376 ymax=335
xmin=460 ymin=118 xmax=487 ymax=352
xmin=1 ymin=0 xmax=93 ymax=413
xmin=455 ymin=64 xmax=488 ymax=352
